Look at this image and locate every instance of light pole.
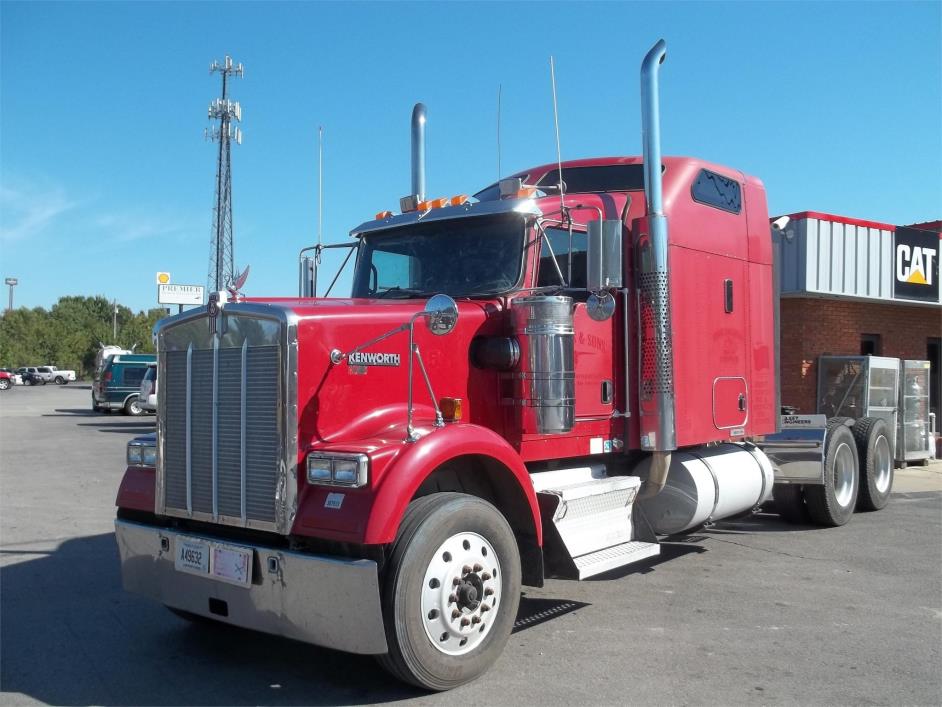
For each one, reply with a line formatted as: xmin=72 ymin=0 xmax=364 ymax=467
xmin=4 ymin=278 xmax=17 ymax=313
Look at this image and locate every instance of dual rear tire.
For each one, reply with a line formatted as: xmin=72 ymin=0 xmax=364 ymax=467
xmin=776 ymin=416 xmax=892 ymax=526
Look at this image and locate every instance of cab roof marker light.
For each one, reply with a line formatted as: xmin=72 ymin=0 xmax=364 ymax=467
xmin=449 ymin=195 xmax=469 ymax=207
xmin=375 ymin=210 xmax=394 ymax=221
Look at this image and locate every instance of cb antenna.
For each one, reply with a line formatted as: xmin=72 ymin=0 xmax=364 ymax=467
xmin=497 ymin=84 xmax=502 ymax=181
xmin=317 ymin=126 xmax=324 ymax=249
xmin=549 ymin=56 xmax=565 ymax=213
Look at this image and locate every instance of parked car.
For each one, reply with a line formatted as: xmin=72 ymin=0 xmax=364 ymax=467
xmin=0 ymin=368 xmax=23 ymax=386
xmin=44 ymin=365 xmax=77 ymax=384
xmin=0 ymin=370 xmax=12 ymax=390
xmin=93 ymin=353 xmax=156 ymax=415
xmin=139 ymin=363 xmax=157 ymax=413
xmin=16 ymin=367 xmax=45 ymax=385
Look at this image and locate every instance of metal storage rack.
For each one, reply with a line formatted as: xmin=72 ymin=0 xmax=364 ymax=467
xmin=817 ymin=355 xmax=900 ymax=458
xmin=897 ymin=360 xmax=932 ymax=465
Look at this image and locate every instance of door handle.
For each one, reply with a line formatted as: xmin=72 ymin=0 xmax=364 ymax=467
xmin=738 ymin=393 xmax=747 ymax=412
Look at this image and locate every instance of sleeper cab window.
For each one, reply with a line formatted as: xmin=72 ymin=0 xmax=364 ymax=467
xmin=691 ymin=169 xmax=742 ymax=214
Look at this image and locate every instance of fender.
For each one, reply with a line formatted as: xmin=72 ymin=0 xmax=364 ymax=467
xmin=363 ymin=423 xmax=542 ymax=546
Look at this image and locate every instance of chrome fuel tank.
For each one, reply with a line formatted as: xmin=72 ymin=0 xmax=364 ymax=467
xmin=509 ymin=295 xmax=575 ymax=434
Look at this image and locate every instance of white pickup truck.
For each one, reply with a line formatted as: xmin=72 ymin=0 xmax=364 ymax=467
xmin=39 ymin=366 xmax=77 ymax=384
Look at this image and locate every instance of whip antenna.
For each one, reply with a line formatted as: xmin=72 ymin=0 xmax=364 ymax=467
xmin=497 ymin=84 xmax=502 ymax=180
xmin=549 ymin=56 xmax=564 ymax=212
xmin=317 ymin=126 xmax=323 ymax=248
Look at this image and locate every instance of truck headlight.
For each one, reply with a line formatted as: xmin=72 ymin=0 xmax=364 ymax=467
xmin=306 ymin=452 xmax=368 ymax=488
xmin=127 ymin=439 xmax=157 ymax=468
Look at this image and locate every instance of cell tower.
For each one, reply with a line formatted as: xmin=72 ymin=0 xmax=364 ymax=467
xmin=205 ymin=55 xmax=243 ymax=293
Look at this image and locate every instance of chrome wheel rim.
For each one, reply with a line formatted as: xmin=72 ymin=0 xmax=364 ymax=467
xmin=833 ymin=442 xmax=856 ymax=507
xmin=421 ymin=531 xmax=501 ymax=656
xmin=873 ymin=435 xmax=892 ymax=494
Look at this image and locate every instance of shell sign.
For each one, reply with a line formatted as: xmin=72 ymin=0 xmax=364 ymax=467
xmin=156 ymin=272 xmax=171 ymax=285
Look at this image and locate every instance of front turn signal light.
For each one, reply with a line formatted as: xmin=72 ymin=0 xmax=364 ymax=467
xmin=440 ymin=397 xmax=463 ymax=422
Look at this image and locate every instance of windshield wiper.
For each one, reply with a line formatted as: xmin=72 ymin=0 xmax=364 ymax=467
xmin=374 ymin=287 xmax=434 ymax=299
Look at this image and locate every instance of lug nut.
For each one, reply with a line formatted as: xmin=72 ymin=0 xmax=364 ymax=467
xmin=452 ymin=577 xmax=461 ymax=586
xmin=452 ymin=609 xmax=461 ymax=620
xmin=481 ymin=603 xmax=490 ymax=613
xmin=448 ymin=594 xmax=457 ymax=604
xmin=462 ymin=565 xmax=472 ymax=575
xmin=484 ymin=587 xmax=494 ymax=596
xmin=460 ymin=617 xmax=470 ymax=627
xmin=481 ymin=572 xmax=491 ymax=581
xmin=471 ymin=616 xmax=481 ymax=624
xmin=473 ymin=563 xmax=483 ymax=572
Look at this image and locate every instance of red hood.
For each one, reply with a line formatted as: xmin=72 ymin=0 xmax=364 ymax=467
xmin=255 ymin=297 xmax=508 ymax=451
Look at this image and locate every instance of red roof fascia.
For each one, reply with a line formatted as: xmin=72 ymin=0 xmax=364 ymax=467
xmin=776 ymin=211 xmax=896 ymax=232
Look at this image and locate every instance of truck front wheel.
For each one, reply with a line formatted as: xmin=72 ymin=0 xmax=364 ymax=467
xmin=378 ymin=492 xmax=521 ymax=691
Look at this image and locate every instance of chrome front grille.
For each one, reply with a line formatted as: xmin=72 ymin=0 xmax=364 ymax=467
xmin=158 ymin=309 xmax=288 ymax=531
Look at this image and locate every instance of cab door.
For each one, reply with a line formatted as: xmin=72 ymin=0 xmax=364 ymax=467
xmin=537 ymin=225 xmax=616 ymax=419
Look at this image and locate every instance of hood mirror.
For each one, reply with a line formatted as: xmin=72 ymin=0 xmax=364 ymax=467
xmin=424 ymin=294 xmax=458 ymax=335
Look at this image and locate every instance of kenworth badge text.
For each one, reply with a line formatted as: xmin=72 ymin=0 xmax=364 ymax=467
xmin=115 ymin=41 xmax=898 ymax=690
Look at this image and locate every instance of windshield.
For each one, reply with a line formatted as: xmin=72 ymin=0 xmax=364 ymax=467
xmin=351 ymin=214 xmax=527 ymax=298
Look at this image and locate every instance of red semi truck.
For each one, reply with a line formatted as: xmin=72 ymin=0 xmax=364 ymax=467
xmin=115 ymin=40 xmax=894 ymax=690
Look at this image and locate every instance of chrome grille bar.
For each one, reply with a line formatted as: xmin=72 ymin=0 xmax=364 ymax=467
xmin=212 ymin=335 xmax=219 ymax=519
xmin=185 ymin=344 xmax=193 ymax=514
xmin=240 ymin=339 xmax=247 ymax=524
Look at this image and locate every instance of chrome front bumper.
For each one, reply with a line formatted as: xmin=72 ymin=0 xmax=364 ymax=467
xmin=114 ymin=519 xmax=388 ymax=654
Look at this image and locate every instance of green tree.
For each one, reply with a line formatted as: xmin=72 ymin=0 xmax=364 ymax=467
xmin=0 ymin=296 xmax=168 ymax=378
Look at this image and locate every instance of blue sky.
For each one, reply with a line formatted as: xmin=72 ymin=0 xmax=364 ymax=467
xmin=2 ymin=1 xmax=940 ymax=313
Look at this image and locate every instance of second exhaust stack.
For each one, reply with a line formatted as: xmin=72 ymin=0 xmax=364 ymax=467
xmin=400 ymin=103 xmax=427 ymax=212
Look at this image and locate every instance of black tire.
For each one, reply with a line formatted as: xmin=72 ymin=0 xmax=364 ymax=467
xmin=124 ymin=396 xmax=143 ymax=416
xmin=852 ymin=417 xmax=893 ymax=511
xmin=805 ymin=421 xmax=859 ymax=526
xmin=773 ymin=484 xmax=809 ymax=524
xmin=54 ymin=376 xmax=65 ymax=384
xmin=377 ymin=493 xmax=521 ymax=691
xmin=0 ymin=378 xmax=10 ymax=391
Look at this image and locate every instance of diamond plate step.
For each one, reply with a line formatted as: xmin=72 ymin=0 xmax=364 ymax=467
xmin=573 ymin=540 xmax=660 ymax=579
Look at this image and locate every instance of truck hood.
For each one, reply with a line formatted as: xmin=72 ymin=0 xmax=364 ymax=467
xmin=283 ymin=297 xmax=505 ymax=448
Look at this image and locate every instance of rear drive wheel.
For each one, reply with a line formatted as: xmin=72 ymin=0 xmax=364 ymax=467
xmin=852 ymin=417 xmax=893 ymax=511
xmin=55 ymin=376 xmax=65 ymax=384
xmin=774 ymin=484 xmax=809 ymax=524
xmin=124 ymin=396 xmax=143 ymax=416
xmin=805 ymin=421 xmax=859 ymax=526
xmin=377 ymin=493 xmax=521 ymax=691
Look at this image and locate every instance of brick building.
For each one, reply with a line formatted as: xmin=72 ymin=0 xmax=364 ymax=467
xmin=774 ymin=212 xmax=940 ymax=431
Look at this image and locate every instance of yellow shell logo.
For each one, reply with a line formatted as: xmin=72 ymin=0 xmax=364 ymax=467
xmin=157 ymin=272 xmax=171 ymax=285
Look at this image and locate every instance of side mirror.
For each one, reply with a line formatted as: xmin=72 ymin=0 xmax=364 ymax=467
xmin=424 ymin=294 xmax=458 ymax=335
xmin=586 ymin=219 xmax=623 ymax=291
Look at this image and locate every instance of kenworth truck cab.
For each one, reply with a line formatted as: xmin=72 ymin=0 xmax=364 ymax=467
xmin=115 ymin=41 xmax=892 ymax=690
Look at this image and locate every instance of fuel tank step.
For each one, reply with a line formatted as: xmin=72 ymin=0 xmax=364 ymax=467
xmin=573 ymin=540 xmax=660 ymax=579
xmin=531 ymin=465 xmax=659 ymax=579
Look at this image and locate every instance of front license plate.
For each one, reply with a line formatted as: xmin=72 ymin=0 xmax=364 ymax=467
xmin=175 ymin=538 xmax=210 ymax=575
xmin=174 ymin=537 xmax=253 ymax=587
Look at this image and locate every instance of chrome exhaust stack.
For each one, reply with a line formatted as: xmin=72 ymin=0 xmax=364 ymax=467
xmin=400 ymin=103 xmax=427 ymax=212
xmin=637 ymin=39 xmax=675 ymax=496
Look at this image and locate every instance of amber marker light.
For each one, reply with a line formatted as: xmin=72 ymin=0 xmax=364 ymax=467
xmin=439 ymin=397 xmax=463 ymax=422
xmin=375 ymin=210 xmax=393 ymax=220
xmin=449 ymin=195 xmax=469 ymax=206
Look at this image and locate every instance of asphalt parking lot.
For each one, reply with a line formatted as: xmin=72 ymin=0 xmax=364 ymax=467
xmin=1 ymin=384 xmax=940 ymax=706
